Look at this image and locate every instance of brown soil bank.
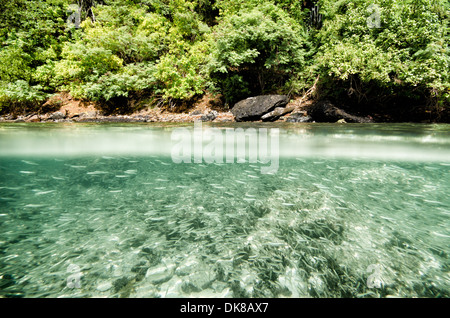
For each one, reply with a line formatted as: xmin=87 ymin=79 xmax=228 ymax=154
xmin=0 ymin=93 xmax=448 ymax=124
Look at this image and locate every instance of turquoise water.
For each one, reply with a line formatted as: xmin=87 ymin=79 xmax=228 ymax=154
xmin=0 ymin=123 xmax=449 ymax=298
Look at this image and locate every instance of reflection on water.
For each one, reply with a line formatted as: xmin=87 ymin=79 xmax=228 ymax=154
xmin=0 ymin=123 xmax=449 ymax=298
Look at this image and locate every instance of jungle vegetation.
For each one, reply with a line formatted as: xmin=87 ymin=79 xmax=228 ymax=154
xmin=0 ymin=0 xmax=448 ymax=120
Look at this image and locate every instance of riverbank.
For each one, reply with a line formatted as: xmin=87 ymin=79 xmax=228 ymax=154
xmin=0 ymin=94 xmax=313 ymax=124
xmin=0 ymin=93 xmax=448 ymax=124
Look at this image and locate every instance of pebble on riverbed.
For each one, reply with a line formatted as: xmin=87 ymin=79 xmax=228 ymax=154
xmin=145 ymin=264 xmax=175 ymax=284
xmin=96 ymin=281 xmax=113 ymax=292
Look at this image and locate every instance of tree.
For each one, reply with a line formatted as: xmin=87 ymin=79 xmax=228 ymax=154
xmin=312 ymin=0 xmax=449 ymax=112
xmin=209 ymin=3 xmax=309 ymax=105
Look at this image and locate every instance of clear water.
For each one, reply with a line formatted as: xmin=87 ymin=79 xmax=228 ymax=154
xmin=0 ymin=123 xmax=449 ymax=298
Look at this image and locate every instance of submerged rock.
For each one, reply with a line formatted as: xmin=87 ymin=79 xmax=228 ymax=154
xmin=146 ymin=264 xmax=175 ymax=284
xmin=231 ymin=95 xmax=289 ymax=121
xmin=240 ymin=268 xmax=260 ymax=296
xmin=181 ymin=281 xmax=202 ymax=294
xmin=230 ymin=280 xmax=250 ymax=298
xmin=158 ymin=276 xmax=183 ymax=297
xmin=139 ymin=247 xmax=161 ymax=266
xmin=96 ymin=281 xmax=113 ymax=292
xmin=0 ymin=273 xmax=15 ymax=289
xmin=278 ymin=267 xmax=307 ymax=297
xmin=131 ymin=261 xmax=150 ymax=281
xmin=308 ymin=273 xmax=326 ymax=296
xmin=176 ymin=256 xmax=216 ymax=293
xmin=112 ymin=277 xmax=130 ymax=293
xmin=211 ymin=281 xmax=228 ymax=293
xmin=185 ymin=270 xmax=215 ymax=291
xmin=175 ymin=256 xmax=199 ymax=277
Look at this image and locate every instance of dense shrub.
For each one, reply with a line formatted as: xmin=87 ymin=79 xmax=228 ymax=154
xmin=0 ymin=45 xmax=33 ymax=83
xmin=0 ymin=80 xmax=50 ymax=115
xmin=38 ymin=0 xmax=211 ymax=108
xmin=209 ymin=3 xmax=309 ymax=105
xmin=0 ymin=0 xmax=448 ymax=118
xmin=313 ymin=0 xmax=449 ymax=111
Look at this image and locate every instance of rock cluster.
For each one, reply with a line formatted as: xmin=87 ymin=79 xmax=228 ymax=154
xmin=0 ymin=110 xmax=234 ymax=123
xmin=0 ymin=98 xmax=376 ymax=124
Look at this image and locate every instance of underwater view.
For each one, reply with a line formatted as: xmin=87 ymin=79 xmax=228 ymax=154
xmin=0 ymin=123 xmax=449 ymax=298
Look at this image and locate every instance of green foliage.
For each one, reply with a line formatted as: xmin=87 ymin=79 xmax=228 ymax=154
xmin=155 ymin=40 xmax=210 ymax=101
xmin=0 ymin=0 xmax=448 ymax=116
xmin=0 ymin=80 xmax=50 ymax=114
xmin=49 ymin=1 xmax=210 ymax=107
xmin=81 ymin=62 xmax=157 ymax=101
xmin=209 ymin=3 xmax=308 ymax=104
xmin=60 ymin=42 xmax=123 ymax=80
xmin=0 ymin=0 xmax=70 ymax=114
xmin=314 ymin=0 xmax=449 ymax=107
xmin=0 ymin=45 xmax=33 ymax=83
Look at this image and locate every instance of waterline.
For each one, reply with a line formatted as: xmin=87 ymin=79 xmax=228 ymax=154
xmin=0 ymin=123 xmax=449 ymax=162
xmin=171 ymin=122 xmax=280 ymax=174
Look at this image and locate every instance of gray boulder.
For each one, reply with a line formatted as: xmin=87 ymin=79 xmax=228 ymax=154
xmin=189 ymin=110 xmax=202 ymax=116
xmin=200 ymin=111 xmax=218 ymax=122
xmin=80 ymin=111 xmax=99 ymax=119
xmin=49 ymin=111 xmax=66 ymax=120
xmin=261 ymin=105 xmax=295 ymax=121
xmin=286 ymin=113 xmax=313 ymax=123
xmin=231 ymin=95 xmax=289 ymax=121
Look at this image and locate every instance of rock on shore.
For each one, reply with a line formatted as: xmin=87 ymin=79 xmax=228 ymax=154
xmin=231 ymin=95 xmax=290 ymax=121
xmin=308 ymin=100 xmax=374 ymax=123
